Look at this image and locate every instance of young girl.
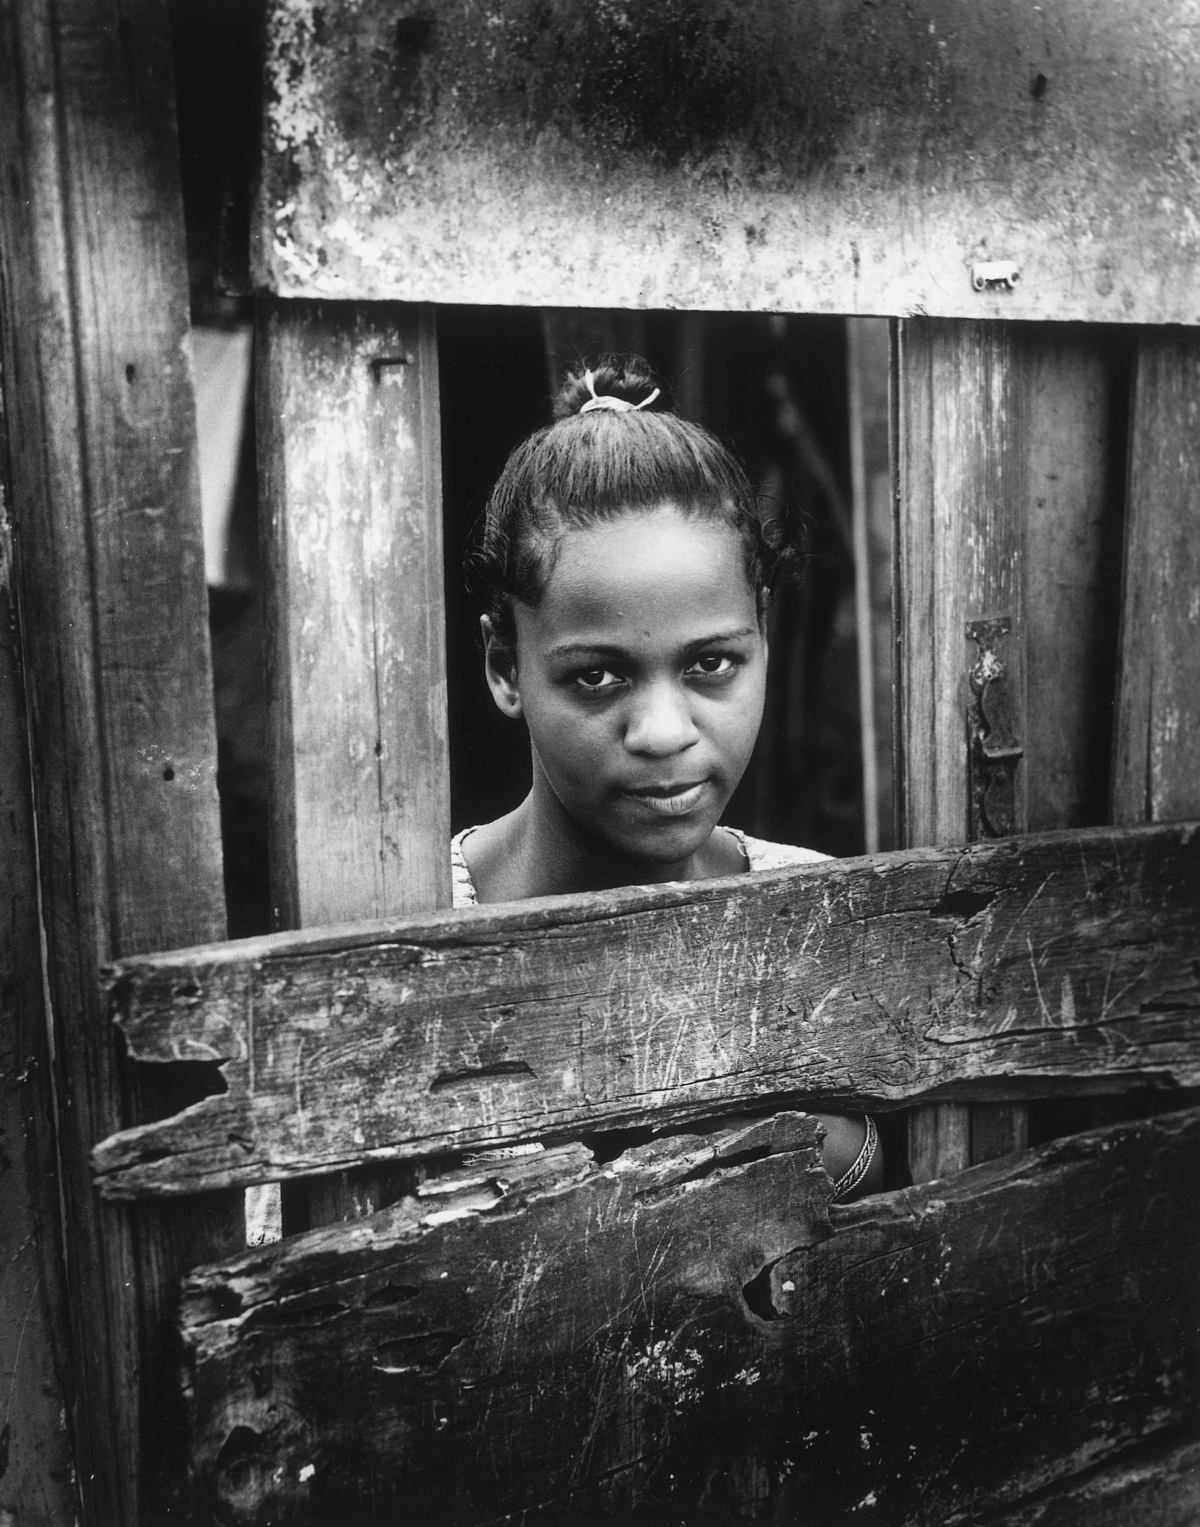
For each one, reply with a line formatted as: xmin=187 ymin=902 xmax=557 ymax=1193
xmin=454 ymin=357 xmax=881 ymax=1201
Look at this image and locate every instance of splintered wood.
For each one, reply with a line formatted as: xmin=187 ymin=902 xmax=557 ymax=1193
xmin=181 ymin=1107 xmax=1200 ymax=1526
xmin=94 ymin=822 xmax=1200 ymax=1198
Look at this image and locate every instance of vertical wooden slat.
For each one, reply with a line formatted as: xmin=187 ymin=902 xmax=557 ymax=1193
xmin=895 ymin=322 xmax=1127 ymax=1178
xmin=257 ymin=298 xmax=449 ymax=1226
xmin=1024 ymin=331 xmax=1127 ymax=832
xmin=0 ymin=1 xmax=242 ymax=1519
xmin=1114 ymin=332 xmax=1200 ymax=825
xmin=847 ymin=316 xmax=894 ymax=854
xmin=0 ymin=350 xmax=76 ymax=1525
xmin=896 ymin=321 xmax=1024 ymax=1178
xmin=973 ymin=326 xmax=1127 ymax=1162
xmin=895 ymin=320 xmax=1027 ymax=845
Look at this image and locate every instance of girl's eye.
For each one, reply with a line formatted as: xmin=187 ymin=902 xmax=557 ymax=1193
xmin=688 ymin=654 xmax=737 ymax=678
xmin=575 ymin=667 xmax=623 ymax=691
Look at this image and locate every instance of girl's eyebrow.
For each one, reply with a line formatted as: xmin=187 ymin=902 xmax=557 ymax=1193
xmin=547 ymin=626 xmax=758 ymax=661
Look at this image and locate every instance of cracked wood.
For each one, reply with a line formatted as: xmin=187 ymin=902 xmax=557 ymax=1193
xmin=180 ymin=1106 xmax=1200 ymax=1526
xmin=94 ymin=821 xmax=1200 ymax=1198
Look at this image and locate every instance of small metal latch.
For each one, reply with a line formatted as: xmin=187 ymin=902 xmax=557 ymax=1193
xmin=966 ymin=616 xmax=1023 ymax=838
xmin=369 ymin=353 xmax=414 ymax=381
xmin=971 ymin=260 xmax=1020 ymax=292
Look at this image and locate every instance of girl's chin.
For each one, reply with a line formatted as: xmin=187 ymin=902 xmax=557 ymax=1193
xmin=596 ymin=815 xmax=720 ymax=871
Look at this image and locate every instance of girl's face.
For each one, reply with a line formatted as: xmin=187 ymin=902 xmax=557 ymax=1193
xmin=487 ymin=504 xmax=768 ymax=870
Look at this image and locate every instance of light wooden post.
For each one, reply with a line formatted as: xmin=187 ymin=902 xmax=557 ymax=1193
xmin=0 ymin=0 xmax=242 ymax=1519
xmin=896 ymin=321 xmax=1128 ymax=1179
xmin=257 ymin=298 xmax=450 ymax=1226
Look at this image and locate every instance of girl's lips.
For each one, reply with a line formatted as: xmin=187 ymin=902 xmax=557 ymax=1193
xmin=624 ymin=781 xmax=707 ymax=816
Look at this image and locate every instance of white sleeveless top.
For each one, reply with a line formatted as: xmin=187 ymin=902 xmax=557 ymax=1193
xmin=450 ymin=825 xmax=828 ymax=908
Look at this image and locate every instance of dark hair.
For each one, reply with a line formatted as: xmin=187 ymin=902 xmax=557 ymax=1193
xmin=465 ymin=356 xmax=804 ymax=646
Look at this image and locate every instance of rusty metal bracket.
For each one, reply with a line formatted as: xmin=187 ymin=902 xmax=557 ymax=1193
xmin=966 ymin=616 xmax=1023 ymax=838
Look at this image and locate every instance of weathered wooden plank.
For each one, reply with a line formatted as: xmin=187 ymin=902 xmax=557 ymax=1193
xmin=258 ymin=297 xmax=449 ymax=1229
xmin=896 ymin=323 xmax=1131 ymax=1176
xmin=0 ymin=326 xmax=75 ymax=1523
xmin=1113 ymin=330 xmax=1200 ymax=826
xmin=180 ymin=1106 xmax=1200 ymax=1526
xmin=255 ymin=0 xmax=1200 ymax=324
xmin=258 ymin=297 xmax=450 ymax=930
xmin=0 ymin=1 xmax=242 ymax=1518
xmin=896 ymin=319 xmax=1025 ymax=1175
xmin=93 ymin=822 xmax=1200 ymax=1198
xmin=980 ymin=1433 xmax=1200 ymax=1527
xmin=895 ymin=319 xmax=1025 ymax=850
xmin=1024 ymin=329 xmax=1129 ymax=833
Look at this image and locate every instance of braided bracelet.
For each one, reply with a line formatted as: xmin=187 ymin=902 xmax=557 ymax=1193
xmin=832 ymin=1113 xmax=878 ymax=1201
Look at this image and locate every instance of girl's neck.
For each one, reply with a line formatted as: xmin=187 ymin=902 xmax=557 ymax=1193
xmin=466 ymin=784 xmax=745 ymax=903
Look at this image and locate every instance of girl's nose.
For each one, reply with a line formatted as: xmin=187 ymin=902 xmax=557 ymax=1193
xmin=623 ymin=680 xmax=700 ymax=756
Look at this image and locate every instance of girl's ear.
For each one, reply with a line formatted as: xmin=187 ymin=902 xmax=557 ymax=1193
xmin=481 ymin=615 xmax=523 ymax=719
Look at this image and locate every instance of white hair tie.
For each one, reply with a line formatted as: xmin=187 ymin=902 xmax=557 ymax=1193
xmin=578 ymin=369 xmax=661 ymax=414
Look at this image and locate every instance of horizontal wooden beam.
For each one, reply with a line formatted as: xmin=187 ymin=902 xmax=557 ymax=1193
xmin=94 ymin=822 xmax=1200 ymax=1198
xmin=181 ymin=1106 xmax=1200 ymax=1526
xmin=256 ymin=0 xmax=1200 ymax=324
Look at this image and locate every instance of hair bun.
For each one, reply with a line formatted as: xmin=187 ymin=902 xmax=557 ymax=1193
xmin=553 ymin=355 xmax=664 ymax=420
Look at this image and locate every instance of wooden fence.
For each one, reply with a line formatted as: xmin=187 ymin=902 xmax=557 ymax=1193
xmin=1 ymin=1 xmax=1199 ymax=1524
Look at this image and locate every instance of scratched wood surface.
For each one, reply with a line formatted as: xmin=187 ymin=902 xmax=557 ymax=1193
xmin=1113 ymin=330 xmax=1200 ymax=826
xmin=93 ymin=821 xmax=1200 ymax=1199
xmin=254 ymin=0 xmax=1200 ymax=324
xmin=181 ymin=1105 xmax=1200 ymax=1525
xmin=0 ymin=2 xmax=243 ymax=1519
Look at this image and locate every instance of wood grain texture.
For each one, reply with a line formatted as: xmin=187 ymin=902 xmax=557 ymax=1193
xmin=254 ymin=0 xmax=1200 ymax=323
xmin=896 ymin=320 xmax=1025 ymax=1176
xmin=896 ymin=322 xmax=1130 ymax=1176
xmin=257 ymin=298 xmax=450 ymax=931
xmin=0 ymin=1 xmax=240 ymax=1518
xmin=1113 ymin=330 xmax=1200 ymax=826
xmin=1023 ymin=329 xmax=1129 ymax=833
xmin=258 ymin=298 xmax=449 ymax=1229
xmin=93 ymin=822 xmax=1200 ymax=1198
xmin=180 ymin=1106 xmax=1200 ymax=1526
xmin=895 ymin=320 xmax=1026 ymax=847
xmin=0 ymin=335 xmax=75 ymax=1524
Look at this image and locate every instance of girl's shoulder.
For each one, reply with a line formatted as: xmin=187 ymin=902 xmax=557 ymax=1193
xmin=451 ymin=825 xmax=830 ymax=908
xmin=724 ymin=827 xmax=831 ymax=874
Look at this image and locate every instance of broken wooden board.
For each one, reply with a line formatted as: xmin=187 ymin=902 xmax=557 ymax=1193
xmin=94 ymin=821 xmax=1200 ymax=1198
xmin=981 ymin=1433 xmax=1200 ymax=1527
xmin=256 ymin=0 xmax=1200 ymax=324
xmin=180 ymin=1106 xmax=1200 ymax=1526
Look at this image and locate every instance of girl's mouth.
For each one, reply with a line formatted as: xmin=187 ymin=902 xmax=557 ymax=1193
xmin=624 ymin=782 xmax=707 ymax=816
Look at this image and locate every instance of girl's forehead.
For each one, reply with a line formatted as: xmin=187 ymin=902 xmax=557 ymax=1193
xmin=529 ymin=506 xmax=757 ymax=638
